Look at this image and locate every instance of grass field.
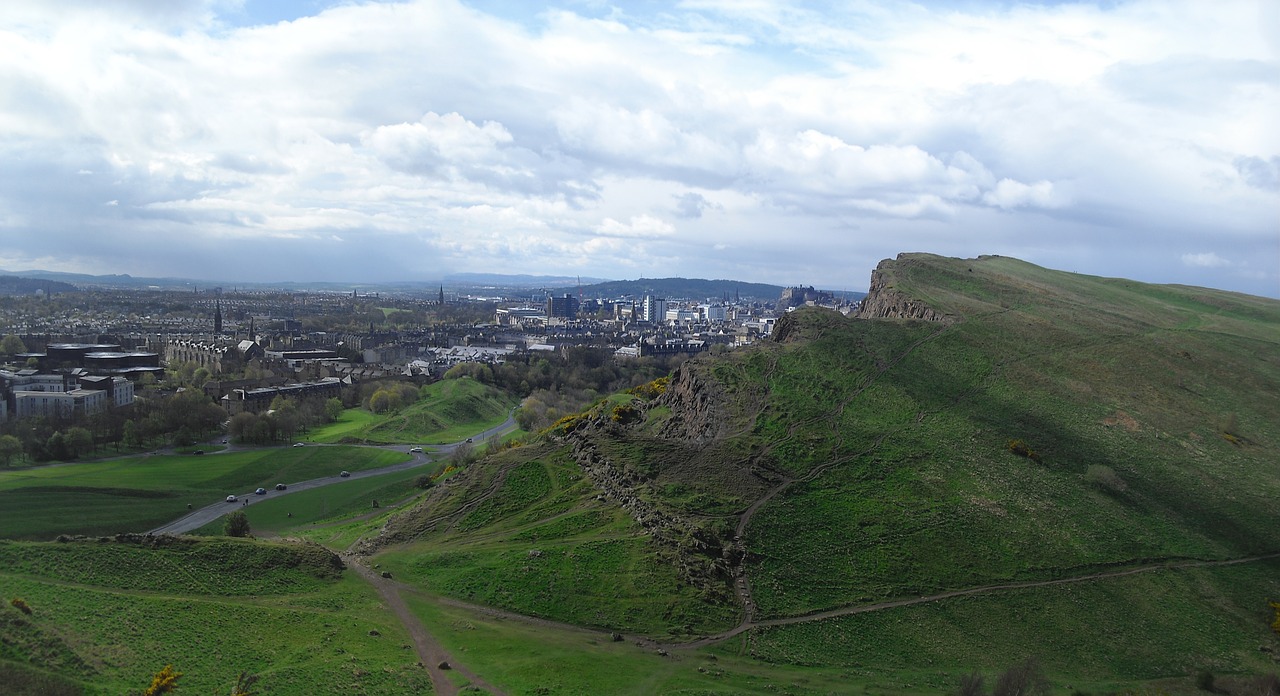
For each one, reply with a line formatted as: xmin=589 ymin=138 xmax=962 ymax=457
xmin=0 ymin=537 xmax=432 ymax=695
xmin=189 ymin=464 xmax=436 ymax=538
xmin=0 ymin=446 xmax=410 ymax=540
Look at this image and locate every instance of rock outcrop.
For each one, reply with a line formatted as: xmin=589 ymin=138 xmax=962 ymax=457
xmin=855 ymin=259 xmax=951 ymax=322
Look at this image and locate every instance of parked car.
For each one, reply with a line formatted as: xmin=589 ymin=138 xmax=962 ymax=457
xmin=255 ymin=487 xmax=266 ymax=495
xmin=409 ymin=447 xmax=423 ymax=453
xmin=275 ymin=483 xmax=287 ymax=491
xmin=225 ymin=495 xmax=237 ymax=502
xmin=292 ymin=442 xmax=305 ymax=447
xmin=465 ymin=438 xmax=473 ymax=443
xmin=192 ymin=450 xmax=205 ymax=455
xmin=339 ymin=470 xmax=351 ymax=477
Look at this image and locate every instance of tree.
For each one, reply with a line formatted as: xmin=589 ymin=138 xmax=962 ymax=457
xmin=225 ymin=511 xmax=251 ymax=537
xmin=64 ymin=427 xmax=93 ymax=459
xmin=45 ymin=431 xmax=68 ymax=461
xmin=122 ymin=420 xmax=142 ymax=450
xmin=142 ymin=664 xmax=182 ymax=696
xmin=0 ymin=434 xmax=22 ymax=467
xmin=324 ymin=397 xmax=344 ymax=423
xmin=0 ymin=334 xmax=26 ymax=354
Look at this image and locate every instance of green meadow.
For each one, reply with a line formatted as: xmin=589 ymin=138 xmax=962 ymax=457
xmin=0 ymin=446 xmax=409 ymax=540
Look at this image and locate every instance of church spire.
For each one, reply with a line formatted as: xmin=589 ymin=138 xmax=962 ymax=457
xmin=214 ymin=300 xmax=223 ymax=334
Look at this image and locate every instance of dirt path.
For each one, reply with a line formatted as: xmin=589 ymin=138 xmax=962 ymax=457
xmin=671 ymin=551 xmax=1280 ymax=649
xmin=343 ymin=554 xmax=507 ymax=696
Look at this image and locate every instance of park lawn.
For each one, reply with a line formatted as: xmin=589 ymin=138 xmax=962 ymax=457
xmin=0 ymin=446 xmax=409 ymax=540
xmin=301 ymin=408 xmax=385 ymax=444
xmin=190 ymin=464 xmax=437 ymax=538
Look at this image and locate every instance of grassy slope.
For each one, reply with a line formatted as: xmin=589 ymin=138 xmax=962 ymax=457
xmin=0 ymin=538 xmax=431 ymax=695
xmin=346 ymin=378 xmax=515 ymax=445
xmin=0 ymin=446 xmax=409 ymax=540
xmin=373 ymin=443 xmax=740 ymax=639
xmin=736 ymin=255 xmax=1280 ymax=619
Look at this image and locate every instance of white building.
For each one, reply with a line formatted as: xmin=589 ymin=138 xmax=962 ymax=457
xmin=642 ymin=296 xmax=667 ymax=324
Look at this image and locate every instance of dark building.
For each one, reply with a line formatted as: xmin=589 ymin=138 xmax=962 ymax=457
xmin=546 ymin=294 xmax=579 ymax=319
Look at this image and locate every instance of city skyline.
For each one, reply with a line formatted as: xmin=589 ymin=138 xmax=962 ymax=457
xmin=1 ymin=0 xmax=1277 ymax=297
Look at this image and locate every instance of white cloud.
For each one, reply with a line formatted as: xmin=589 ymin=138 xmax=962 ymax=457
xmin=0 ymin=0 xmax=1275 ymax=296
xmin=1181 ymin=252 xmax=1231 ymax=268
xmin=983 ymin=179 xmax=1063 ymax=210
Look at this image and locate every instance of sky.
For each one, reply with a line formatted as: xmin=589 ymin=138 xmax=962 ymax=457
xmin=1 ymin=0 xmax=1277 ymax=296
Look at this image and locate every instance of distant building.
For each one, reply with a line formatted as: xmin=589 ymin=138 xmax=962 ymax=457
xmin=642 ymin=296 xmax=667 ymax=324
xmin=223 ymin=377 xmax=344 ymax=416
xmin=546 ymin=294 xmax=580 ymax=320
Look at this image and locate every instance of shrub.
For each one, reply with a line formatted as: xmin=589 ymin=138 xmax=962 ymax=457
xmin=611 ymin=404 xmax=639 ymax=423
xmin=414 ymin=475 xmax=435 ymax=489
xmin=1196 ymin=670 xmax=1216 ymax=692
xmin=993 ymin=657 xmax=1049 ymax=696
xmin=1271 ymin=601 xmax=1280 ymax=635
xmin=956 ymin=671 xmax=986 ymax=696
xmin=143 ymin=664 xmax=182 ymax=696
xmin=1006 ymin=439 xmax=1042 ymax=463
xmin=9 ymin=597 xmax=32 ymax=615
xmin=224 ymin=511 xmax=251 ymax=538
xmin=626 ymin=376 xmax=670 ymax=400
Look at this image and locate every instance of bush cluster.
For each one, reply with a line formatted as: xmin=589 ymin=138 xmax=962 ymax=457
xmin=611 ymin=404 xmax=639 ymax=423
xmin=9 ymin=597 xmax=32 ymax=614
xmin=626 ymin=376 xmax=671 ymax=400
xmin=1006 ymin=439 xmax=1042 ymax=462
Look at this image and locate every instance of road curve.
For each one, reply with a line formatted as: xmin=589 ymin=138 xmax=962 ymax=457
xmin=147 ymin=451 xmax=435 ymax=535
xmin=149 ymin=412 xmax=517 ymax=535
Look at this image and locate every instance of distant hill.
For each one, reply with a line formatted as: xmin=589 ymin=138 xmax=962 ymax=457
xmin=0 ymin=275 xmax=77 ymax=295
xmin=577 ymin=277 xmax=790 ymax=302
xmin=371 ymin=252 xmax=1280 ymax=686
xmin=445 ymin=272 xmax=611 ymax=287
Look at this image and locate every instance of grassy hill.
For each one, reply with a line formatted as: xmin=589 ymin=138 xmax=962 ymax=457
xmin=366 ymin=253 xmax=1280 ymax=689
xmin=308 ymin=378 xmax=515 ymax=445
xmin=0 ymin=536 xmax=430 ymax=695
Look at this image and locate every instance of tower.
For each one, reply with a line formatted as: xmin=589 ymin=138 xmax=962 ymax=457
xmin=214 ymin=300 xmax=223 ymax=334
xmin=438 ymin=285 xmax=445 ymax=307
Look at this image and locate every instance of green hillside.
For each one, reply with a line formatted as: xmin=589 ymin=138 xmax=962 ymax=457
xmin=367 ymin=253 xmax=1280 ymax=689
xmin=0 ymin=537 xmax=430 ymax=695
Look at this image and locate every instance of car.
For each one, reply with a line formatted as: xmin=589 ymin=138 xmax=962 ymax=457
xmin=339 ymin=470 xmax=351 ymax=477
xmin=465 ymin=438 xmax=473 ymax=443
xmin=255 ymin=487 xmax=266 ymax=495
xmin=275 ymin=483 xmax=287 ymax=491
xmin=221 ymin=439 xmax=228 ymax=444
xmin=225 ymin=495 xmax=237 ymax=502
xmin=293 ymin=442 xmax=305 ymax=447
xmin=192 ymin=450 xmax=205 ymax=455
xmin=409 ymin=447 xmax=423 ymax=453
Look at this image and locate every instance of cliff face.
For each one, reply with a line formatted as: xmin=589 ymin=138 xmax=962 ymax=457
xmin=855 ymin=260 xmax=950 ymax=322
xmin=655 ymin=363 xmax=728 ymax=442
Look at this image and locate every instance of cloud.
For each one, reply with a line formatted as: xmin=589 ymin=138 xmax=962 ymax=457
xmin=983 ymin=179 xmax=1063 ymax=210
xmin=1181 ymin=252 xmax=1231 ymax=268
xmin=1234 ymin=155 xmax=1280 ymax=192
xmin=0 ymin=0 xmax=1275 ymax=297
xmin=673 ymin=192 xmax=716 ymax=219
xmin=595 ymin=214 xmax=675 ymax=238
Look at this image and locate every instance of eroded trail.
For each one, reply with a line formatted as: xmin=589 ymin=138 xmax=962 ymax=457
xmin=671 ymin=551 xmax=1280 ymax=649
xmin=343 ymin=554 xmax=507 ymax=696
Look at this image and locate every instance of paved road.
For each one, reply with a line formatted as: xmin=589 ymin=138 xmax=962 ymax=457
xmin=148 ymin=411 xmax=518 ymax=536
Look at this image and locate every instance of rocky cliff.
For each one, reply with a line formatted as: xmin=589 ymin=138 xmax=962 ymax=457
xmin=855 ymin=258 xmax=951 ymax=322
